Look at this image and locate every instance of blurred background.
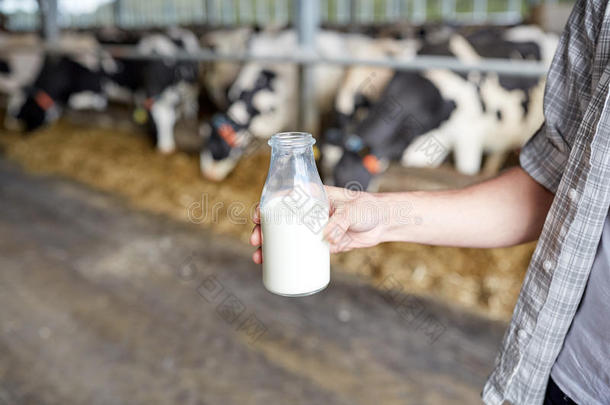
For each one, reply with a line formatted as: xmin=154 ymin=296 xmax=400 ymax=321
xmin=0 ymin=0 xmax=575 ymax=404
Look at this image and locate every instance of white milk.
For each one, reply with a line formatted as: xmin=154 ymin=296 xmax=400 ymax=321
xmin=261 ymin=196 xmax=330 ymax=296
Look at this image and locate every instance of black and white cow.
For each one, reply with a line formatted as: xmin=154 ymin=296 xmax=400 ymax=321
xmin=0 ymin=33 xmax=43 ymax=98
xmin=402 ymin=26 xmax=557 ymax=173
xmin=3 ymin=33 xmax=108 ymax=131
xmin=104 ymin=28 xmax=200 ymax=152
xmin=200 ymin=27 xmax=255 ymax=110
xmin=5 ymin=28 xmax=200 ymax=154
xmin=199 ymin=29 xmax=347 ymax=181
xmin=331 ymin=26 xmax=558 ymax=190
xmin=321 ymin=34 xmax=419 ymax=179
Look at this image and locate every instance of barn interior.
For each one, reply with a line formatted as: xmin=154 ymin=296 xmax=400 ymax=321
xmin=0 ymin=0 xmax=575 ymax=404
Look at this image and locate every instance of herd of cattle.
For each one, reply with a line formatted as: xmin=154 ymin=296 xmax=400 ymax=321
xmin=0 ymin=25 xmax=558 ymax=190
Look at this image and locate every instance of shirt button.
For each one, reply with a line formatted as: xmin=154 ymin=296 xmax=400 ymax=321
xmin=543 ymin=260 xmax=553 ymax=271
xmin=568 ymin=188 xmax=579 ymax=202
xmin=517 ymin=329 xmax=529 ymax=340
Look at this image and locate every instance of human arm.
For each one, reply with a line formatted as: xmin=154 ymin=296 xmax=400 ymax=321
xmin=321 ymin=166 xmax=554 ymax=253
xmin=250 ymin=166 xmax=554 ymax=260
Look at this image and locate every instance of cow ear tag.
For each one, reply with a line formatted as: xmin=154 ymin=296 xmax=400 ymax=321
xmin=363 ymin=154 xmax=381 ymax=174
xmin=313 ymin=144 xmax=320 ymax=161
xmin=133 ymin=107 xmax=148 ymax=124
xmin=35 ymin=90 xmax=54 ymax=111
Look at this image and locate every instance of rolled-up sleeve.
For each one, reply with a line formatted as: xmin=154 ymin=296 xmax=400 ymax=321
xmin=519 ymin=123 xmax=568 ymax=194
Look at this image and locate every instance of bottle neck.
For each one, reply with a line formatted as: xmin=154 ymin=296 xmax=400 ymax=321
xmin=268 ymin=132 xmax=315 ymax=151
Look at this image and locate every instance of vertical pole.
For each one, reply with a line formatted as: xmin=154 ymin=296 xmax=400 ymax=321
xmin=114 ymin=0 xmax=123 ymax=27
xmin=206 ymin=0 xmax=217 ymax=26
xmin=295 ymin=0 xmax=319 ymax=135
xmin=350 ymin=0 xmax=357 ymax=24
xmin=508 ymin=0 xmax=520 ymax=22
xmin=412 ymin=0 xmax=425 ymax=22
xmin=38 ymin=0 xmax=59 ymax=43
xmin=256 ymin=0 xmax=269 ymax=25
xmin=239 ymin=0 xmax=253 ymax=24
xmin=360 ymin=0 xmax=373 ymax=24
xmin=473 ymin=0 xmax=486 ymax=22
xmin=441 ymin=0 xmax=455 ymax=20
xmin=336 ymin=0 xmax=349 ymax=24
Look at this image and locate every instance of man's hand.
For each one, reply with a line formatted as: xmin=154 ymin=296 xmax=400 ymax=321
xmin=249 ymin=186 xmax=387 ymax=263
xmin=249 ymin=206 xmax=263 ymax=264
xmin=322 ymin=186 xmax=386 ymax=253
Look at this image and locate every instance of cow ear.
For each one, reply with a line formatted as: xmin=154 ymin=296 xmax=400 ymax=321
xmin=0 ymin=59 xmax=10 ymax=74
xmin=261 ymin=69 xmax=276 ymax=82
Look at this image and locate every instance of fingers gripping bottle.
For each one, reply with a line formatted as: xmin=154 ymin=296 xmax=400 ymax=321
xmin=260 ymin=132 xmax=330 ymax=296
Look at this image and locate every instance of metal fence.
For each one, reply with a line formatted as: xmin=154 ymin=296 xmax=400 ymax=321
xmin=2 ymin=0 xmax=574 ymax=31
xmin=1 ymin=0 xmax=567 ymax=132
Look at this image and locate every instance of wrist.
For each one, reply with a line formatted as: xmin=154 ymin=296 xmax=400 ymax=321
xmin=373 ymin=191 xmax=421 ymax=244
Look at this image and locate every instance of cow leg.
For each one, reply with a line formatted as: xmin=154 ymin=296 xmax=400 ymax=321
xmin=453 ymin=131 xmax=484 ymax=175
xmin=401 ymin=130 xmax=451 ymax=168
xmin=150 ymin=89 xmax=179 ymax=154
xmin=481 ymin=150 xmax=508 ymax=177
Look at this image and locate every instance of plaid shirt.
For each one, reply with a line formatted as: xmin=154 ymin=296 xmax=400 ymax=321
xmin=482 ymin=1 xmax=610 ymax=404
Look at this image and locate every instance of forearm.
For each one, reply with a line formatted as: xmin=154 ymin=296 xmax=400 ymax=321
xmin=376 ymin=167 xmax=554 ymax=248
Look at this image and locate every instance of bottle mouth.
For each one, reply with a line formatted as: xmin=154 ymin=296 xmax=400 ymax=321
xmin=268 ymin=132 xmax=315 ymax=149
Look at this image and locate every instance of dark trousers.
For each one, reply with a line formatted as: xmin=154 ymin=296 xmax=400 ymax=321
xmin=544 ymin=377 xmax=578 ymax=405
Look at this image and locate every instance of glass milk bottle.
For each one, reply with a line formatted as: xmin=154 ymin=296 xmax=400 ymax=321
xmin=260 ymin=132 xmax=330 ymax=296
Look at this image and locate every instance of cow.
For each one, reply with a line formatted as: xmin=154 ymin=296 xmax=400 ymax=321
xmin=402 ymin=26 xmax=557 ymax=174
xmin=199 ymin=29 xmax=347 ymax=181
xmin=4 ymin=28 xmax=200 ymax=154
xmin=330 ymin=26 xmax=558 ymax=190
xmin=0 ymin=33 xmax=42 ymax=97
xmin=104 ymin=27 xmax=201 ymax=153
xmin=321 ymin=34 xmax=419 ymax=180
xmin=200 ymin=27 xmax=254 ymax=110
xmin=3 ymin=32 xmax=108 ymax=131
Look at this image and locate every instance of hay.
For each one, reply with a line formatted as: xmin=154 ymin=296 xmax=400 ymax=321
xmin=0 ymin=119 xmax=533 ymax=320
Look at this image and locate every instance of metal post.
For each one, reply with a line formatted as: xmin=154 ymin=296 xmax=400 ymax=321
xmin=412 ymin=0 xmax=426 ymax=22
xmin=206 ymin=0 xmax=217 ymax=26
xmin=360 ymin=0 xmax=373 ymax=23
xmin=113 ymin=0 xmax=123 ymax=27
xmin=473 ymin=0 xmax=487 ymax=22
xmin=222 ymin=0 xmax=235 ymax=25
xmin=441 ymin=0 xmax=456 ymax=20
xmin=256 ymin=0 xmax=269 ymax=25
xmin=349 ymin=0 xmax=357 ymax=24
xmin=239 ymin=0 xmax=253 ymax=24
xmin=507 ymin=0 xmax=521 ymax=21
xmin=295 ymin=0 xmax=319 ymax=135
xmin=336 ymin=0 xmax=349 ymax=24
xmin=38 ymin=0 xmax=59 ymax=43
xmin=385 ymin=0 xmax=399 ymax=22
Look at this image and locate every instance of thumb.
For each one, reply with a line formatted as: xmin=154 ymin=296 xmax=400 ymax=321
xmin=323 ymin=205 xmax=352 ymax=252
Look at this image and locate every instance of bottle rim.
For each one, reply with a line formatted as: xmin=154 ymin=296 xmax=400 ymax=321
xmin=268 ymin=132 xmax=315 ymax=149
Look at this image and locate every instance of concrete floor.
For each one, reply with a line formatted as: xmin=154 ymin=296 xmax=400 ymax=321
xmin=0 ymin=159 xmax=507 ymax=405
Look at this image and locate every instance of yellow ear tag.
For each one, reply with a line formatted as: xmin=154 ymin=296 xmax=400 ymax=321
xmin=133 ymin=108 xmax=148 ymax=125
xmin=313 ymin=144 xmax=320 ymax=161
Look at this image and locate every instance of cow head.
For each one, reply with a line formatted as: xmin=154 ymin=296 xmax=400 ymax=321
xmin=199 ymin=113 xmax=251 ymax=181
xmin=6 ymin=55 xmax=104 ymax=133
xmin=0 ymin=58 xmax=10 ymax=74
xmin=200 ymin=68 xmax=277 ymax=181
xmin=322 ymin=92 xmax=375 ymax=175
xmin=5 ymin=87 xmax=59 ymax=132
xmin=332 ymin=134 xmax=386 ymax=190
